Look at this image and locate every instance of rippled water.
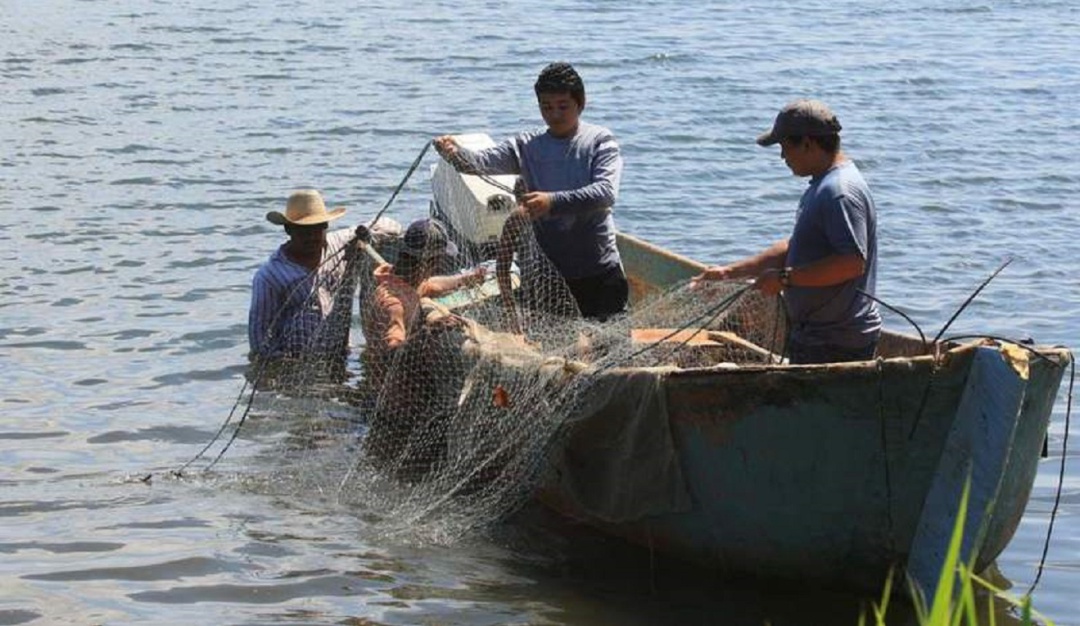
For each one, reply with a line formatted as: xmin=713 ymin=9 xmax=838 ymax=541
xmin=2 ymin=1 xmax=1078 ymax=624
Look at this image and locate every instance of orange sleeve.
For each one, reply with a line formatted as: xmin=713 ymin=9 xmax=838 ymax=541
xmin=375 ymin=287 xmax=408 ymax=349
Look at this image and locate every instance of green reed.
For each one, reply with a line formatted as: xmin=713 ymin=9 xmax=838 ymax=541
xmin=859 ymin=481 xmax=1054 ymax=626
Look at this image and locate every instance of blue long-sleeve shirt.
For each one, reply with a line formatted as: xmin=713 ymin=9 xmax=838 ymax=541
xmin=454 ymin=122 xmax=624 ymax=279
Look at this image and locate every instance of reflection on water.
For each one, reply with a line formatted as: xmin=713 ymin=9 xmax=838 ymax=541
xmin=2 ymin=0 xmax=1079 ymax=623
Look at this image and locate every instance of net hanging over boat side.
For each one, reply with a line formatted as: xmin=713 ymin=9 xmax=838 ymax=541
xmin=234 ymin=163 xmax=787 ymax=543
xmin=337 ymin=273 xmax=784 ymax=539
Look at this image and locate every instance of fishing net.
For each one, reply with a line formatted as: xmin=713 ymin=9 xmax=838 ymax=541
xmin=201 ymin=148 xmax=787 ymax=544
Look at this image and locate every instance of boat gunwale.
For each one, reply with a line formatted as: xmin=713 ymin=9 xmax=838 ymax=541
xmin=560 ymin=339 xmax=1072 ymax=380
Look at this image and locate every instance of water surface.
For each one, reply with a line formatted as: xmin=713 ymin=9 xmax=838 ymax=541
xmin=2 ymin=1 xmax=1078 ymax=624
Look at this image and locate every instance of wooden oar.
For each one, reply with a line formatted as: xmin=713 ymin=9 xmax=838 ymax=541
xmin=353 ymin=224 xmax=388 ymax=265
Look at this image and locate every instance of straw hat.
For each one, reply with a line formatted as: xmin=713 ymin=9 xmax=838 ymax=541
xmin=266 ymin=190 xmax=347 ymax=226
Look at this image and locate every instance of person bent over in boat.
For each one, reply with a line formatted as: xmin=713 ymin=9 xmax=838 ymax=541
xmin=360 ymin=218 xmax=485 ymax=475
xmin=248 ymin=189 xmax=363 ymax=382
xmin=433 ymin=61 xmax=628 ymax=322
xmin=361 ymin=218 xmax=485 ymax=377
xmin=692 ymin=100 xmax=881 ymax=365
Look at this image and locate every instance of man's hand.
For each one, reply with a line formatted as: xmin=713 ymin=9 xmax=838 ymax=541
xmin=371 ymin=262 xmax=394 ymax=285
xmin=690 ymin=265 xmax=734 ymax=290
xmin=521 ymin=191 xmax=552 ymax=219
xmin=426 ymin=310 xmax=465 ymax=330
xmin=754 ymin=268 xmax=784 ymax=296
xmin=433 ymin=135 xmax=459 ymax=161
xmin=463 ymin=266 xmax=487 ymax=288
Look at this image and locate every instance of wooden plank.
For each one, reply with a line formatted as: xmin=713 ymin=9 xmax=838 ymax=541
xmin=631 ymin=328 xmax=721 ymax=347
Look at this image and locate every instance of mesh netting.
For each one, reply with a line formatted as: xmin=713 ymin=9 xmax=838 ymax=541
xmin=211 ymin=157 xmax=788 ymax=543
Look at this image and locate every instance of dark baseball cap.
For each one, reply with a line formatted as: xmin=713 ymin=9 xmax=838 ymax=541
xmin=756 ymin=99 xmax=842 ymax=147
xmin=400 ymin=218 xmax=458 ymax=260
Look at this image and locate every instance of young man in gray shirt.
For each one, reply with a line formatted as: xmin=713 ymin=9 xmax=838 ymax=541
xmin=434 ymin=61 xmax=628 ymax=321
xmin=693 ymin=99 xmax=881 ymax=364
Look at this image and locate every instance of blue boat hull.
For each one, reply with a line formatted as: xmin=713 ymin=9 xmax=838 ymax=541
xmin=533 ymin=234 xmax=1071 ymax=596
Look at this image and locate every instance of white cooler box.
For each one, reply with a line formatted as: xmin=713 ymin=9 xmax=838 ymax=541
xmin=430 ymin=133 xmax=519 ymax=258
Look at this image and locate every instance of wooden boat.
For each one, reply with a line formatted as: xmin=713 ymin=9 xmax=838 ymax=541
xmin=521 ymin=231 xmax=1071 ymax=599
xmin=419 ymin=142 xmax=1072 ymax=598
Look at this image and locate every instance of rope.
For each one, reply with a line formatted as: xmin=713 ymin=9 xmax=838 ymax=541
xmin=174 ymin=364 xmax=260 ymax=475
xmin=907 ymin=259 xmax=1014 ymax=440
xmin=858 ymin=288 xmax=928 ymax=352
xmin=438 ymin=142 xmax=517 ymax=195
xmin=370 ymin=141 xmax=432 ymax=226
xmin=618 ymin=283 xmax=754 ymax=367
xmin=932 ymin=256 xmax=1012 ymax=345
xmin=1025 ymin=354 xmax=1075 ymax=597
xmin=767 ymin=290 xmax=789 ymax=363
xmin=877 ymin=356 xmax=898 ymax=557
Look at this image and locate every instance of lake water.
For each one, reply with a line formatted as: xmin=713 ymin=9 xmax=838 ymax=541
xmin=2 ymin=1 xmax=1078 ymax=624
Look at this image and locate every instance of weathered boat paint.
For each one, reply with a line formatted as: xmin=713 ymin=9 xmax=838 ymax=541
xmin=538 ymin=343 xmax=1069 ymax=597
xmin=424 ymin=220 xmax=1070 ymax=594
xmin=528 ymin=232 xmax=1073 ymax=596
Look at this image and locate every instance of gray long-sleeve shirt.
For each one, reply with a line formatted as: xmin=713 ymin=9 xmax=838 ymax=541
xmin=453 ymin=122 xmax=623 ymax=279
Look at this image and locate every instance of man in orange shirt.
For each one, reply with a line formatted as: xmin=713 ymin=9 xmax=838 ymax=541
xmin=360 ymin=218 xmax=485 ymax=473
xmin=361 ymin=218 xmax=485 ymax=384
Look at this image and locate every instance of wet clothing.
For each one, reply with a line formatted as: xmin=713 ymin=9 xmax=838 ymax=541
xmin=784 ymin=160 xmax=881 ymax=356
xmin=248 ymin=229 xmax=357 ymax=361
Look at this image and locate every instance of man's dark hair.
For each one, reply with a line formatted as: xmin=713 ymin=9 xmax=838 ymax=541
xmin=787 ymin=134 xmax=841 ymax=154
xmin=534 ymin=62 xmax=585 ymax=108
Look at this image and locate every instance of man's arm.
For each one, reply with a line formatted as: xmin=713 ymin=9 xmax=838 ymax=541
xmin=495 ymin=210 xmax=528 ymax=334
xmin=692 ymin=239 xmax=789 ymax=288
xmin=434 ymin=135 xmax=521 ymax=176
xmin=751 ymin=186 xmax=871 ymax=295
xmin=519 ymin=132 xmax=622 ymax=220
xmin=784 ymin=254 xmax=866 ymax=287
xmin=379 ymin=291 xmax=409 ymax=350
xmin=417 ymin=267 xmax=486 ymax=299
xmin=753 ymin=252 xmax=865 ymax=296
xmin=248 ymin=271 xmax=279 ymax=358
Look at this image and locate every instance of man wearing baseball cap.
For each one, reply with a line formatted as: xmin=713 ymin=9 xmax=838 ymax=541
xmin=362 ymin=218 xmax=485 ymax=365
xmin=359 ymin=218 xmax=487 ymax=454
xmin=693 ymin=99 xmax=881 ymax=364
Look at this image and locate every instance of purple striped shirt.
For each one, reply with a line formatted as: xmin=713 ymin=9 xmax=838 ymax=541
xmin=248 ymin=229 xmax=358 ymax=360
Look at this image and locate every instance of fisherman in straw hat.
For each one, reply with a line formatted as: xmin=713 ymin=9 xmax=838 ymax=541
xmin=248 ymin=189 xmax=362 ymax=365
xmin=250 ymin=190 xmax=486 ymax=373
